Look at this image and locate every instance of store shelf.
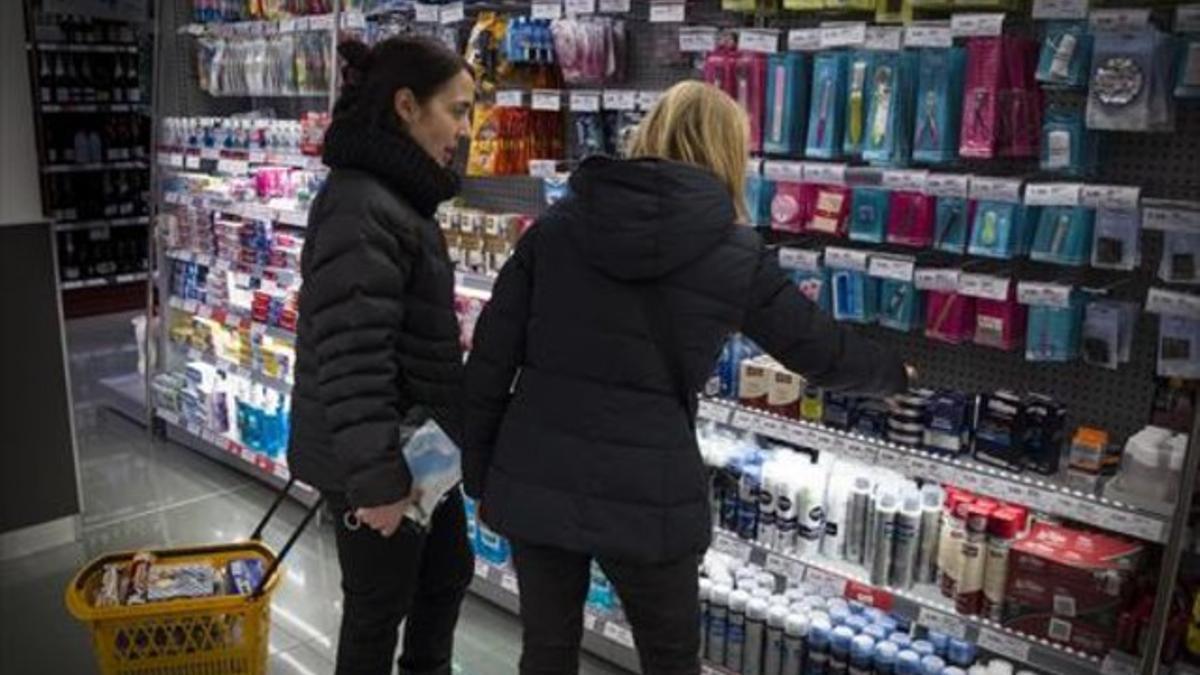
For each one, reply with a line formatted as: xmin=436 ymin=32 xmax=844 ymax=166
xmin=698 ymin=398 xmax=1171 ymax=544
xmin=165 ymin=249 xmax=299 ymax=284
xmin=161 ymin=190 xmax=310 ymax=227
xmin=172 ymin=342 xmax=292 ymax=394
xmin=30 ymin=42 xmax=138 ymax=53
xmin=41 ymin=102 xmax=147 ymax=113
xmin=167 ymin=296 xmax=295 ymax=344
xmin=61 ymin=272 xmax=148 ymax=290
xmin=708 ymin=529 xmax=1135 ymax=675
xmin=42 ymin=160 xmax=148 ymax=174
xmin=179 ymin=11 xmax=364 ymax=37
xmin=97 ymin=372 xmax=148 ymax=425
xmin=55 ymin=216 xmax=149 ymax=232
xmin=157 ymin=146 xmax=326 ymax=172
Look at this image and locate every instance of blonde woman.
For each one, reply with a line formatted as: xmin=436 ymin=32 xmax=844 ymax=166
xmin=462 ymin=81 xmax=907 ymax=674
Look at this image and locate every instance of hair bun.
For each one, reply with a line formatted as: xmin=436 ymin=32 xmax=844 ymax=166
xmin=338 ymin=40 xmax=374 ymax=80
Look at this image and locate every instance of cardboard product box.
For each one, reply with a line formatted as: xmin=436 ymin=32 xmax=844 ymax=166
xmin=738 ymin=356 xmax=773 ymax=411
xmin=1002 ymin=521 xmax=1144 ymax=654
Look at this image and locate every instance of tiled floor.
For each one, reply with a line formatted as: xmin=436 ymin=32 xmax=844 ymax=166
xmin=0 ymin=311 xmax=627 ymax=675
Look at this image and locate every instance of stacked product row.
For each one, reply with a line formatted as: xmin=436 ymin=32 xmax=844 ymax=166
xmin=436 ymin=203 xmax=533 ymax=276
xmin=194 ymin=31 xmax=332 ymax=97
xmin=57 ymin=229 xmax=148 ymax=283
xmin=160 ymin=115 xmax=330 ymax=159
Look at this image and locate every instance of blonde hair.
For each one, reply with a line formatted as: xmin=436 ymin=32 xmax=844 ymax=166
xmin=629 ymin=81 xmax=749 ymax=221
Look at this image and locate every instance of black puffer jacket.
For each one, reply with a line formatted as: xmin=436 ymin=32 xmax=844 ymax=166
xmin=463 ymin=157 xmax=907 ymax=564
xmin=287 ymin=118 xmax=463 ymax=508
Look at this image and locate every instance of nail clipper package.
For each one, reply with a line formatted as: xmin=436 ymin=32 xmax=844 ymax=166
xmin=1000 ymin=37 xmax=1042 ymax=159
xmin=844 ymin=51 xmax=876 ymax=158
xmin=1082 ymin=300 xmax=1137 ymax=370
xmin=764 ymin=52 xmax=809 ymax=156
xmin=934 ymin=197 xmax=974 ymax=254
xmin=960 ymin=37 xmax=1005 ymax=159
xmin=1159 ymin=230 xmax=1200 ymax=285
xmin=808 ymin=184 xmax=852 ymax=236
xmin=1158 ymin=315 xmax=1200 ymax=379
xmin=807 ymin=52 xmax=849 ymax=159
xmin=1041 ymin=106 xmax=1097 ymax=176
xmin=863 ymin=50 xmax=916 ymax=166
xmin=1030 ymin=206 xmax=1095 ymax=267
xmin=886 ymin=191 xmax=935 ymax=247
xmin=849 ymin=187 xmax=890 ymax=243
xmin=913 ymin=47 xmax=966 ymax=165
xmin=1025 ymin=296 xmax=1084 ymax=363
xmin=1087 ymin=28 xmax=1176 ymax=132
xmin=877 ymin=278 xmax=922 ymax=332
xmin=1091 ymin=209 xmax=1142 ymax=271
xmin=771 ymin=181 xmax=815 ymax=233
xmin=1037 ymin=22 xmax=1093 ymax=89
xmin=925 ymin=291 xmax=976 ymax=344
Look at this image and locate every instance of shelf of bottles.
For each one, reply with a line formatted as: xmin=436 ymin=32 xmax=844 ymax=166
xmin=27 ymin=8 xmax=151 ymax=294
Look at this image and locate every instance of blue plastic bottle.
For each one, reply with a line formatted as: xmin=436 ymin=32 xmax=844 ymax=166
xmin=849 ymin=635 xmax=876 ymax=675
xmin=946 ymin=639 xmax=976 ymax=668
xmin=872 ymin=641 xmax=898 ymax=675
xmin=830 ymin=626 xmax=855 ymax=675
xmin=895 ymin=650 xmax=921 ymax=675
xmin=888 ymin=633 xmax=912 ymax=651
xmin=806 ymin=620 xmax=832 ymax=675
xmin=927 ymin=632 xmax=949 ymax=657
xmin=829 ymin=605 xmax=851 ymax=627
xmin=911 ymin=640 xmax=935 ymax=659
xmin=864 ymin=624 xmax=889 ymax=643
xmin=920 ymin=655 xmax=945 ymax=675
xmin=845 ymin=616 xmax=870 ymax=635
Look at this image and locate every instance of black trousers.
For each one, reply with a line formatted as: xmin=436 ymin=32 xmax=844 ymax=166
xmin=328 ymin=489 xmax=474 ymax=675
xmin=510 ymin=540 xmax=701 ymax=675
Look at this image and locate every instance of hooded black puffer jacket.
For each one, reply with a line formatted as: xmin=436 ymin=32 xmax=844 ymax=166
xmin=463 ymin=157 xmax=907 ymax=564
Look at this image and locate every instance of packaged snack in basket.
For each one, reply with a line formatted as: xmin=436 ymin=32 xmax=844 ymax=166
xmin=147 ymin=563 xmax=219 ymax=602
xmin=226 ymin=558 xmax=266 ymax=596
xmin=126 ymin=551 xmax=156 ymax=605
xmin=94 ymin=563 xmax=126 ymax=607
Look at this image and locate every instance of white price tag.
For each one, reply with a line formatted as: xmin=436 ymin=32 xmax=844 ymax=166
xmin=842 ymin=438 xmax=878 ymax=465
xmin=341 ymin=11 xmax=366 ymax=29
xmin=584 ymin=613 xmax=599 ymax=632
xmin=977 ymin=629 xmax=1032 ymax=663
xmin=243 ymin=205 xmax=276 ymax=222
xmin=495 ymin=90 xmax=525 ymax=108
xmin=500 ymin=573 xmax=519 ymax=594
xmin=926 ymin=173 xmax=971 ymax=199
xmin=569 ymin=90 xmax=601 ymax=112
xmin=865 ymin=26 xmax=904 ymax=52
xmin=918 ymin=607 xmax=969 ymax=640
xmin=905 ymin=21 xmax=954 ymax=49
xmin=1146 ymin=287 xmax=1200 ymax=319
xmin=1090 ymin=8 xmax=1150 ymax=32
xmin=1179 ymin=5 xmax=1200 ymax=34
xmin=881 ymin=169 xmax=929 ymax=193
xmin=868 ymin=255 xmax=916 ymax=282
xmin=1080 ymin=184 xmax=1140 ymax=210
xmin=779 ymin=247 xmax=822 ymax=272
xmin=679 ymin=26 xmax=719 ymax=52
xmin=766 ymin=553 xmax=805 ymax=581
xmin=804 ymin=162 xmax=847 ymax=185
xmin=564 ymin=0 xmax=596 ymax=15
xmin=958 ymin=273 xmax=1011 ymax=301
xmin=763 ymin=160 xmax=805 ymax=183
xmin=915 ymin=268 xmax=961 ymax=292
xmin=168 ymin=153 xmax=184 ymax=168
xmin=474 ymin=558 xmax=489 ymax=578
xmin=649 ymin=1 xmax=685 ymax=23
xmin=637 ymin=91 xmax=662 ymax=111
xmin=1143 ymin=204 xmax=1200 ymax=232
xmin=603 ymin=622 xmax=635 ymax=648
xmin=697 ymin=399 xmax=733 ymax=425
xmin=970 ymin=176 xmax=1023 ymax=203
xmin=740 ymin=29 xmax=780 ymax=54
xmin=217 ymin=159 xmax=249 ymax=176
xmin=951 ymin=13 xmax=1006 ymax=38
xmin=781 ymin=424 xmax=818 ymax=449
xmin=185 ymin=155 xmax=202 ymax=170
xmin=820 ymin=22 xmax=867 ymax=49
xmin=310 ymin=14 xmax=335 ymax=30
xmin=598 ymin=0 xmax=630 ymax=12
xmin=279 ymin=209 xmax=308 ymax=227
xmin=1024 ymin=182 xmax=1083 ymax=207
xmin=809 ymin=429 xmax=837 ymax=454
xmin=712 ymin=531 xmax=754 ymax=562
xmin=1017 ymin=281 xmax=1074 ymax=308
xmin=824 ymin=247 xmax=870 ymax=272
xmin=603 ymin=90 xmax=638 ymax=111
xmin=878 ymin=448 xmax=908 ymax=473
xmin=528 ymin=159 xmax=559 ymax=179
xmin=804 ymin=567 xmax=848 ymax=598
xmin=531 ymin=0 xmax=563 ymax=20
xmin=1033 ymin=0 xmax=1089 ymax=20
xmin=200 ymin=147 xmax=220 ymax=160
xmin=788 ymin=28 xmax=823 ymax=52
xmin=531 ymin=89 xmax=562 ymax=111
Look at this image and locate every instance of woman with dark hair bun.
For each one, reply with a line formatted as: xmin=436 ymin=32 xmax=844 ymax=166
xmin=286 ymin=36 xmax=475 ymax=675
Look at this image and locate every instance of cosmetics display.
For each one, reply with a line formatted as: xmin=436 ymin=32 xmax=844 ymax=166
xmin=194 ymin=31 xmax=332 ymax=96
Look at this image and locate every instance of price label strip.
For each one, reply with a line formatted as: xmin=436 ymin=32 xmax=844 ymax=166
xmin=917 ymin=607 xmax=969 ymax=640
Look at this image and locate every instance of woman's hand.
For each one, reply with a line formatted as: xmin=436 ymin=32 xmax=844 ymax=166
xmin=355 ymin=491 xmax=422 ymax=537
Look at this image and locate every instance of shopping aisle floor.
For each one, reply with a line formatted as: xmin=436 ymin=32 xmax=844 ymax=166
xmin=0 ymin=311 xmax=628 ymax=675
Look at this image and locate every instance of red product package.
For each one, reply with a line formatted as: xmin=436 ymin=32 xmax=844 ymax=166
xmin=999 ymin=37 xmax=1042 ymax=159
xmin=807 ymin=184 xmax=850 ymax=236
xmin=886 ymin=191 xmax=935 ymax=247
xmin=1002 ymin=521 xmax=1145 ymax=655
xmin=703 ymin=47 xmax=739 ymax=99
xmin=771 ymin=181 xmax=815 ymax=233
xmin=959 ymin=37 xmax=1005 ymax=160
xmin=735 ymin=52 xmax=767 ymax=154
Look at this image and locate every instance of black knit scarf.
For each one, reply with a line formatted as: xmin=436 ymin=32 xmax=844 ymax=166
xmin=321 ymin=113 xmax=460 ymax=218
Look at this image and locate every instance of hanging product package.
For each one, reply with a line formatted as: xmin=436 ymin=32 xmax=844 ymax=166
xmin=843 ymin=51 xmax=876 ymax=158
xmin=1030 ymin=206 xmax=1095 ymax=267
xmin=1175 ymin=34 xmax=1200 ymax=99
xmin=934 ymin=196 xmax=974 ymax=254
xmin=466 ymin=104 xmax=501 ymax=177
xmin=863 ymin=50 xmax=916 ymax=166
xmin=1158 ymin=315 xmax=1200 ymax=379
xmin=1025 ymin=296 xmax=1085 ymax=363
xmin=704 ymin=46 xmax=739 ymax=99
xmin=1021 ymin=394 xmax=1067 ymax=475
xmin=886 ymin=191 xmax=935 ymax=248
xmin=975 ymin=288 xmax=1027 ymax=352
xmin=736 ymin=51 xmax=768 ymax=154
xmin=747 ymin=171 xmax=776 ymax=228
xmin=960 ymin=37 xmax=1005 ymax=159
xmin=1082 ymin=300 xmax=1138 ymax=370
xmin=807 ymin=52 xmax=849 ymax=159
xmin=570 ymin=111 xmax=606 ymax=161
xmin=764 ymin=52 xmax=809 ymax=156
xmin=912 ymin=47 xmax=966 ymax=165
xmin=1041 ymin=106 xmax=1097 ymax=176
xmin=849 ymin=187 xmax=890 ymax=243
xmin=831 ymin=266 xmax=879 ymax=324
xmin=877 ymin=278 xmax=922 ymax=332
xmin=1036 ymin=22 xmax=1093 ymax=89
xmin=782 ymin=252 xmax=830 ymax=310
xmin=808 ymin=184 xmax=852 ymax=236
xmin=1087 ymin=27 xmax=1176 ymax=132
xmin=1000 ymin=37 xmax=1042 ymax=159
xmin=969 ymin=200 xmax=1034 ymax=259
xmin=771 ymin=181 xmax=815 ymax=233
xmin=1091 ymin=209 xmax=1142 ymax=271
xmin=926 ymin=291 xmax=976 ymax=344
xmin=1159 ymin=230 xmax=1200 ymax=285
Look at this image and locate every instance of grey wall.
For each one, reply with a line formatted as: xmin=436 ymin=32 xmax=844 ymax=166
xmin=0 ymin=0 xmax=43 ymax=227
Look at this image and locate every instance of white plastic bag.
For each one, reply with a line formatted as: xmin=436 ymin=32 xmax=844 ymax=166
xmin=401 ymin=420 xmax=462 ymax=528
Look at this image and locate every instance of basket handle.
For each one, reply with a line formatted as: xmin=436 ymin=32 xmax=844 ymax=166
xmin=249 ymin=478 xmax=325 ymax=599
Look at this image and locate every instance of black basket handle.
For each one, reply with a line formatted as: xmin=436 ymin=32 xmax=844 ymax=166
xmin=248 ymin=477 xmax=325 ymax=599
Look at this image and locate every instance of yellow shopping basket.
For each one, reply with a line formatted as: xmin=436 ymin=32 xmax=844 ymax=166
xmin=66 ymin=479 xmax=324 ymax=675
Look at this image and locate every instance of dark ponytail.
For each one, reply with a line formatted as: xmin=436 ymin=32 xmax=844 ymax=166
xmin=334 ymin=36 xmax=472 ymax=131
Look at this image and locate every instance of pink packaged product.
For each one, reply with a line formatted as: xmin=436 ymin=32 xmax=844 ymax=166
xmin=807 ymin=184 xmax=850 ymax=236
xmin=960 ymin=37 xmax=1005 ymax=160
xmin=735 ymin=52 xmax=767 ymax=154
xmin=886 ymin=192 xmax=935 ymax=247
xmin=1000 ymin=37 xmax=1041 ymax=159
xmin=704 ymin=47 xmax=738 ymax=99
xmin=926 ymin=291 xmax=976 ymax=344
xmin=254 ymin=167 xmax=289 ymax=199
xmin=974 ymin=296 xmax=1027 ymax=351
xmin=771 ymin=182 xmax=815 ymax=233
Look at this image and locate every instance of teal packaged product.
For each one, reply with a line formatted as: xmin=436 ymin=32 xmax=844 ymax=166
xmin=849 ymin=188 xmax=890 ymax=243
xmin=1031 ymin=207 xmax=1095 ymax=266
xmin=878 ymin=279 xmax=922 ymax=332
xmin=933 ymin=197 xmax=972 ymax=254
xmin=1037 ymin=22 xmax=1092 ymax=89
xmin=764 ymin=52 xmax=810 ymax=156
xmin=807 ymin=52 xmax=849 ymax=159
xmin=831 ymin=268 xmax=879 ymax=323
xmin=1041 ymin=107 xmax=1096 ymax=176
xmin=862 ymin=50 xmax=916 ymax=166
xmin=746 ymin=173 xmax=776 ymax=228
xmin=780 ymin=250 xmax=831 ymax=311
xmin=843 ymin=51 xmax=876 ymax=158
xmin=969 ymin=201 xmax=1037 ymax=259
xmin=912 ymin=48 xmax=966 ymax=165
xmin=1176 ymin=36 xmax=1200 ymax=99
xmin=1026 ymin=296 xmax=1085 ymax=362
xmin=1092 ymin=209 xmax=1142 ymax=271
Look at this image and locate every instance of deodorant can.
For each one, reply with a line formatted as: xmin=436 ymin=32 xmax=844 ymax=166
xmin=920 ymin=655 xmax=946 ymax=675
xmin=830 ymin=626 xmax=855 ymax=675
xmin=849 ymin=635 xmax=876 ymax=675
xmin=895 ymin=650 xmax=921 ymax=675
xmin=783 ymin=613 xmax=811 ymax=675
xmin=870 ymin=494 xmax=899 ymax=586
xmin=873 ymin=641 xmax=898 ymax=675
xmin=847 ymin=476 xmax=873 ymax=564
xmin=766 ymin=605 xmax=789 ymax=675
xmin=806 ymin=618 xmax=831 ymax=675
xmin=708 ymin=584 xmax=731 ymax=664
xmin=891 ymin=495 xmax=923 ymax=589
xmin=746 ymin=599 xmax=769 ymax=675
xmin=699 ymin=578 xmax=713 ymax=658
xmin=917 ymin=485 xmax=943 ymax=584
xmin=728 ymin=590 xmax=751 ymax=672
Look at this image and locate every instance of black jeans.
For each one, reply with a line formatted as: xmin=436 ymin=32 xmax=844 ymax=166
xmin=328 ymin=489 xmax=474 ymax=675
xmin=510 ymin=540 xmax=701 ymax=675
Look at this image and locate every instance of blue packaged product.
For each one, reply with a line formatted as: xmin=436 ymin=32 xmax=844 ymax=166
xmin=844 ymin=51 xmax=876 ymax=158
xmin=878 ymin=279 xmax=921 ymax=333
xmin=226 ymin=558 xmax=265 ymax=595
xmin=1031 ymin=206 xmax=1095 ymax=266
xmin=933 ymin=197 xmax=971 ymax=254
xmin=765 ymin=52 xmax=810 ymax=156
xmin=849 ymin=188 xmax=890 ymax=243
xmin=850 ymin=635 xmax=876 ymax=675
xmin=927 ymin=631 xmax=948 ymax=656
xmin=1026 ymin=297 xmax=1085 ymax=362
xmin=863 ymin=50 xmax=917 ymax=166
xmin=1037 ymin=22 xmax=1093 ymax=89
xmin=1041 ymin=107 xmax=1096 ymax=176
xmin=747 ymin=173 xmax=776 ymax=228
xmin=864 ymin=623 xmax=890 ymax=643
xmin=919 ymin=655 xmax=945 ymax=675
xmin=946 ymin=638 xmax=975 ymax=667
xmin=895 ymin=650 xmax=921 ymax=675
xmin=864 ymin=608 xmax=886 ymax=624
xmin=913 ymin=48 xmax=966 ymax=164
xmin=830 ymin=605 xmax=851 ymax=626
xmin=831 ymin=269 xmax=879 ymax=324
xmin=873 ymin=641 xmax=899 ymax=675
xmin=888 ymin=632 xmax=912 ymax=650
xmin=969 ymin=202 xmax=1038 ymax=259
xmin=737 ymin=449 xmax=765 ymax=540
xmin=807 ymin=52 xmax=849 ymax=159
xmin=849 ymin=600 xmax=866 ymax=614
xmin=924 ymin=391 xmax=972 ymax=457
xmin=463 ymin=496 xmax=480 ymax=548
xmin=911 ymin=640 xmax=934 ymax=658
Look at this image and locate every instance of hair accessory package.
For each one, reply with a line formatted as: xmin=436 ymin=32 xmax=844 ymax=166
xmin=1159 ymin=230 xmax=1200 ymax=285
xmin=746 ymin=171 xmax=776 ymax=228
xmin=550 ymin=17 xmax=628 ymax=87
xmin=570 ymin=112 xmax=606 ymax=160
xmin=862 ymin=50 xmax=916 ymax=166
xmin=912 ymin=48 xmax=966 ymax=165
xmin=1091 ymin=209 xmax=1141 ymax=271
xmin=1158 ymin=315 xmax=1200 ymax=379
xmin=925 ymin=291 xmax=975 ymax=344
xmin=1030 ymin=206 xmax=1095 ymax=267
xmin=764 ymin=52 xmax=809 ymax=156
xmin=770 ymin=181 xmax=814 ymax=233
xmin=960 ymin=37 xmax=1005 ymax=159
xmin=843 ymin=51 xmax=876 ymax=158
xmin=807 ymin=52 xmax=849 ymax=159
xmin=886 ymin=191 xmax=935 ymax=247
xmin=1082 ymin=300 xmax=1138 ymax=370
xmin=933 ymin=197 xmax=974 ymax=254
xmin=808 ymin=184 xmax=852 ymax=236
xmin=1036 ymin=22 xmax=1093 ymax=89
xmin=1087 ymin=27 xmax=1176 ymax=132
xmin=1025 ymin=295 xmax=1084 ymax=363
xmin=1041 ymin=106 xmax=1097 ymax=176
xmin=999 ymin=37 xmax=1042 ymax=159
xmin=849 ymin=187 xmax=889 ymax=243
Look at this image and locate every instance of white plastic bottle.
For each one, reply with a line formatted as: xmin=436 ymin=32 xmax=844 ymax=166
xmin=699 ymin=578 xmax=713 ymax=658
xmin=745 ymin=598 xmax=769 ymax=675
xmin=708 ymin=584 xmax=731 ymax=664
xmin=782 ymin=613 xmax=811 ymax=675
xmin=765 ymin=604 xmax=789 ymax=675
xmin=727 ymin=590 xmax=751 ymax=672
